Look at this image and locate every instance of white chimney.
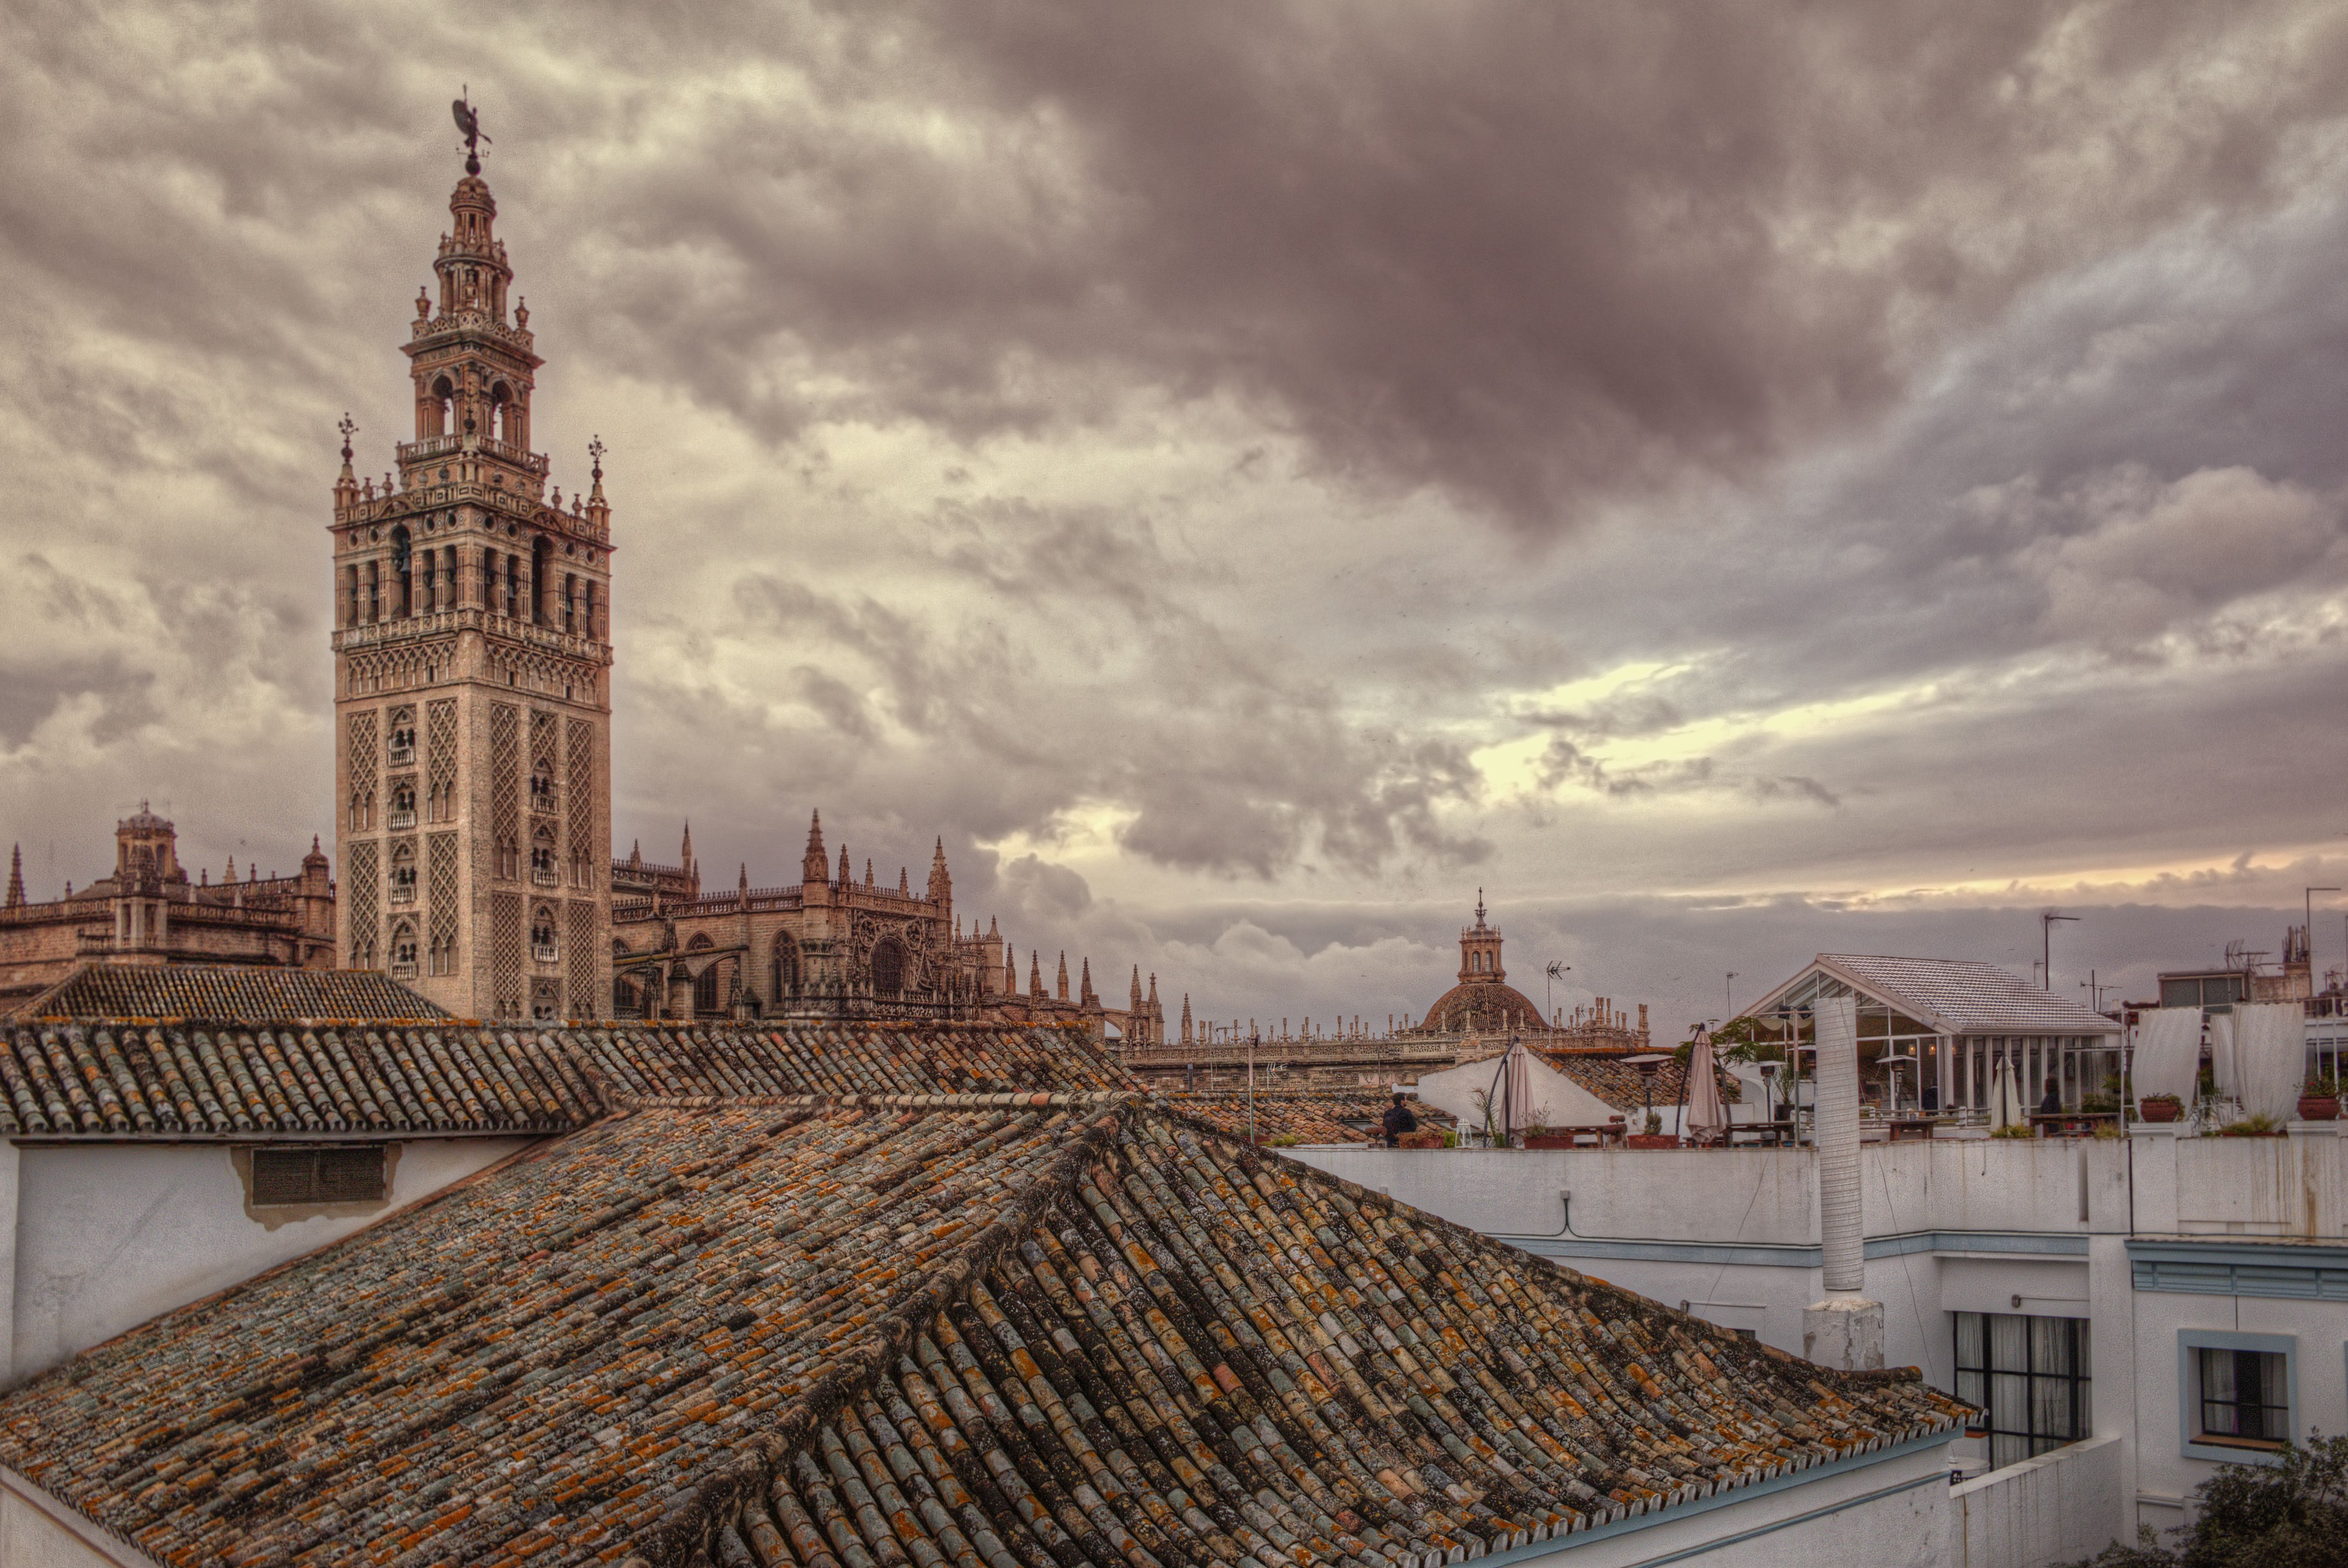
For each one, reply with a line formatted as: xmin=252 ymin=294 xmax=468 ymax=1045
xmin=1802 ymin=994 xmax=1883 ymax=1370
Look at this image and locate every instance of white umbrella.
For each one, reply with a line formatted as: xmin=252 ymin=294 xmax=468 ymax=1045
xmin=1685 ymin=1027 xmax=1728 ymax=1145
xmin=1989 ymin=1055 xmax=2023 ymax=1132
xmin=1500 ymin=1038 xmax=1536 ymax=1141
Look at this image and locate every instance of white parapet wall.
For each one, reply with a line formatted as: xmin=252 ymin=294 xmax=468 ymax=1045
xmin=1952 ymin=1433 xmax=2125 ymax=1568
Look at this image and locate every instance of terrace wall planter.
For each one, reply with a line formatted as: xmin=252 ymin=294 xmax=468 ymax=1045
xmin=2138 ymin=1100 xmax=2180 ymax=1123
xmin=1520 ymin=1135 xmax=1579 ymax=1149
xmin=1626 ymin=1134 xmax=1682 ymax=1149
xmin=1396 ymin=1130 xmax=1448 ymax=1150
xmin=2298 ymin=1095 xmax=2341 ymax=1122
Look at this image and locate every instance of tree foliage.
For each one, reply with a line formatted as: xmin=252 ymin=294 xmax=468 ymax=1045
xmin=2073 ymin=1435 xmax=2348 ymax=1568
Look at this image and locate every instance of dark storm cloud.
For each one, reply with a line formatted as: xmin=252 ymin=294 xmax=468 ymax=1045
xmin=578 ymin=1 xmax=2348 ymax=531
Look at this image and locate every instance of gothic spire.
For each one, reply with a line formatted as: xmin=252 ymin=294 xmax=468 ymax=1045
xmin=1056 ymin=951 xmax=1070 ymax=1002
xmin=5 ymin=844 xmax=21 ymax=909
xmin=1130 ymin=964 xmax=1143 ymax=1010
xmin=1028 ymin=951 xmax=1044 ymax=999
xmin=1180 ymin=993 xmax=1193 ymax=1044
xmin=927 ymin=837 xmax=951 ymax=906
xmin=803 ymin=809 xmax=828 ymax=884
xmin=1004 ymin=943 xmax=1018 ymax=994
xmin=837 ymin=844 xmax=851 ymax=884
xmin=680 ymin=822 xmax=694 ymax=870
xmin=1080 ymin=957 xmax=1095 ymax=1005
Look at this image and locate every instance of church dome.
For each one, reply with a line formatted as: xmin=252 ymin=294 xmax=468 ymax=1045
xmin=1416 ymin=979 xmax=1549 ymax=1035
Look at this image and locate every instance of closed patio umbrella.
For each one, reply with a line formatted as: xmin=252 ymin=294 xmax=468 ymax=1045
xmin=1685 ymin=1027 xmax=1728 ymax=1145
xmin=1500 ymin=1037 xmax=1537 ymax=1143
xmin=1989 ymin=1054 xmax=2023 ymax=1132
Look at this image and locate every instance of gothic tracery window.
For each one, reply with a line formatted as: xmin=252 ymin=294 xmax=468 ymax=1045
xmin=388 ymin=781 xmax=417 ymax=830
xmin=529 ymin=760 xmax=556 ymax=813
xmin=389 ymin=843 xmax=416 ymax=904
xmin=389 ymin=919 xmax=418 ymax=978
xmin=871 ymin=937 xmax=907 ymax=997
xmin=530 ymin=905 xmax=558 ymax=962
xmin=530 ymin=825 xmax=557 ymax=886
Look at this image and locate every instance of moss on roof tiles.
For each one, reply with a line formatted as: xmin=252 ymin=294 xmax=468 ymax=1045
xmin=0 ymin=1096 xmax=1965 ymax=1565
xmin=15 ymin=963 xmax=450 ymax=1022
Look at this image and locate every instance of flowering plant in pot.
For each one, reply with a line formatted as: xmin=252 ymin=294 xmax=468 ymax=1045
xmin=2300 ymin=1074 xmax=2341 ymax=1121
xmin=2138 ymin=1093 xmax=2182 ymax=1123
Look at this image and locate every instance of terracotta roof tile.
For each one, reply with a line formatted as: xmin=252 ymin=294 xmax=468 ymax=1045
xmin=0 ymin=1096 xmax=1966 ymax=1565
xmin=13 ymin=963 xmax=448 ymax=1022
xmin=1163 ymin=1089 xmax=1458 ymax=1144
xmin=0 ymin=1021 xmax=1130 ymax=1137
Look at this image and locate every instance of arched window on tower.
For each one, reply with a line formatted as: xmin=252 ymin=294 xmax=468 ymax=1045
xmin=390 ymin=526 xmax=413 ymax=618
xmin=870 ymin=937 xmax=907 ymax=997
xmin=388 ymin=708 xmax=415 ymax=766
xmin=388 ymin=781 xmax=416 ymax=831
xmin=389 ymin=919 xmax=419 ymax=978
xmin=490 ymin=382 xmax=511 ymax=445
xmin=506 ymin=554 xmax=522 ymax=619
xmin=531 ymin=536 xmax=552 ymax=626
xmin=530 ymin=905 xmax=558 ymax=963
xmin=389 ymin=842 xmax=417 ymax=904
xmin=350 ymin=787 xmax=374 ymax=832
xmin=429 ymin=931 xmax=454 ymax=976
xmin=495 ymin=833 xmax=519 ymax=881
xmin=529 ymin=759 xmax=556 ymax=814
xmin=530 ymin=824 xmax=557 ymax=886
xmin=429 ymin=376 xmax=454 ymax=438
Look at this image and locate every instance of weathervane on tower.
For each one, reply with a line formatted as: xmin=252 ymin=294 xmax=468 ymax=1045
xmin=452 ymin=90 xmax=490 ymax=175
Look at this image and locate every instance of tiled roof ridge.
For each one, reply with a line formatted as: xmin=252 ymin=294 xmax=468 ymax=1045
xmin=606 ymin=1090 xmax=1142 ymax=1112
xmin=617 ymin=1100 xmax=1134 ymax=1568
xmin=619 ymin=1101 xmax=1961 ymax=1568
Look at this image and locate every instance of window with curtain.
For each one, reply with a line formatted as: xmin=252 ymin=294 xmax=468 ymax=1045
xmin=2196 ymin=1348 xmax=2290 ymax=1449
xmin=1954 ymin=1312 xmax=2091 ymax=1471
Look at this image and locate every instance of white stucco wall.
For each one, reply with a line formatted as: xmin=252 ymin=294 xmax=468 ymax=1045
xmin=3 ymin=1137 xmax=531 ymax=1382
xmin=1495 ymin=1440 xmax=1953 ymax=1568
xmin=1952 ymin=1433 xmax=2125 ymax=1568
xmin=0 ymin=1466 xmax=151 ymax=1566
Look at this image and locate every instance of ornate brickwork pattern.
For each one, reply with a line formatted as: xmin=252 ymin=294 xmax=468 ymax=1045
xmin=490 ymin=890 xmax=523 ymax=1018
xmin=489 ymin=702 xmax=519 ymax=878
xmin=529 ymin=708 xmax=557 ymax=791
xmin=426 ymin=699 xmax=457 ymax=822
xmin=427 ymin=832 xmax=458 ymax=970
xmin=348 ymin=710 xmax=378 ymax=830
xmin=565 ymin=718 xmax=593 ymax=881
xmin=346 ymin=840 xmax=379 ymax=967
xmin=567 ymin=900 xmax=597 ymax=1019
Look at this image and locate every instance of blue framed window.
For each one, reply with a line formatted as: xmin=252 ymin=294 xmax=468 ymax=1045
xmin=2178 ymin=1330 xmax=2297 ymax=1463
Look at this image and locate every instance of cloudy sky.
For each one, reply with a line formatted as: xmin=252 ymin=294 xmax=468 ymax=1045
xmin=9 ymin=0 xmax=2348 ymax=1039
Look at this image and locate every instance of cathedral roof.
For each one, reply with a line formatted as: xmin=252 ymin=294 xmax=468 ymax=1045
xmin=1415 ymin=978 xmax=1551 ymax=1035
xmin=1161 ymin=1087 xmax=1459 ymax=1145
xmin=12 ymin=963 xmax=444 ymax=1024
xmin=0 ymin=1018 xmax=1132 ymax=1139
xmin=0 ymin=1092 xmax=1965 ymax=1566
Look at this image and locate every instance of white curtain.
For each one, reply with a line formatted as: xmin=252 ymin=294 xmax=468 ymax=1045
xmin=2207 ymin=1012 xmax=2236 ymax=1099
xmin=2231 ymin=1002 xmax=2306 ymax=1119
xmin=2131 ymin=1008 xmax=2205 ymax=1106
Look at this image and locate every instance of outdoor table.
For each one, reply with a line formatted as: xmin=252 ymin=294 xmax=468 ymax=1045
xmin=1887 ymin=1118 xmax=1938 ymax=1142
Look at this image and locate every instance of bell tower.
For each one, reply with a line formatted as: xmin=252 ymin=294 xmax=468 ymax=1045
xmin=1458 ymin=889 xmax=1505 ymax=985
xmin=330 ymin=116 xmax=613 ymax=1020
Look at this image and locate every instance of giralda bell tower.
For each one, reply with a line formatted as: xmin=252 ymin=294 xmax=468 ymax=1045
xmin=330 ymin=120 xmax=613 ymax=1021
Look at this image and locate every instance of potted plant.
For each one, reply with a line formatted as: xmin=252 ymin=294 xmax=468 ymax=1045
xmin=2219 ymin=1112 xmax=2284 ymax=1138
xmin=2299 ymin=1073 xmax=2341 ymax=1122
xmin=1627 ymin=1110 xmax=1680 ymax=1149
xmin=1397 ymin=1128 xmax=1447 ymax=1150
xmin=1521 ymin=1121 xmax=1577 ymax=1150
xmin=2138 ymin=1093 xmax=2182 ymax=1124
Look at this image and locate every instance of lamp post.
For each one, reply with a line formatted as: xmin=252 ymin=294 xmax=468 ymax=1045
xmin=2041 ymin=911 xmax=2078 ymax=992
xmin=1726 ymin=972 xmax=1740 ymax=1018
xmin=1625 ymin=1052 xmax=1670 ymax=1139
xmin=2307 ymin=888 xmax=2339 ymax=979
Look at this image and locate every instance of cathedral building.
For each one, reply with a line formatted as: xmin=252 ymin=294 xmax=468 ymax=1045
xmin=604 ymin=812 xmax=1165 ymax=1043
xmin=321 ymin=140 xmax=1151 ymax=1031
xmin=0 ymin=809 xmax=335 ymax=1014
